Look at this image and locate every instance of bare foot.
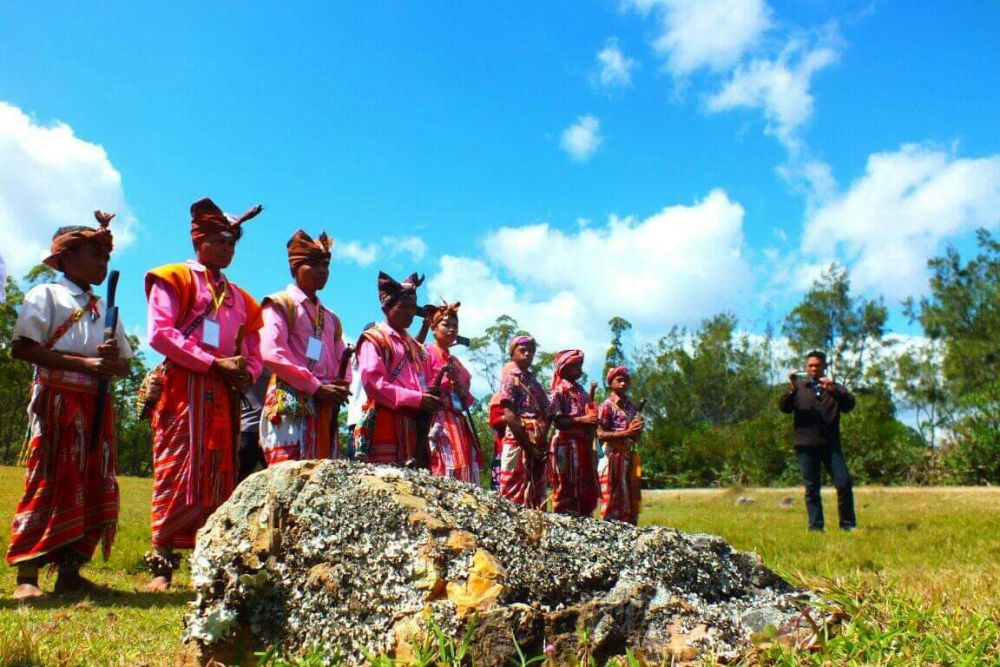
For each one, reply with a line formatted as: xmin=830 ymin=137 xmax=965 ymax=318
xmin=13 ymin=582 xmax=46 ymax=601
xmin=144 ymin=575 xmax=172 ymax=592
xmin=54 ymin=571 xmax=111 ymax=596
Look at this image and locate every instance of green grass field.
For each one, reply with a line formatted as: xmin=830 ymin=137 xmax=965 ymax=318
xmin=1 ymin=466 xmax=999 ymax=666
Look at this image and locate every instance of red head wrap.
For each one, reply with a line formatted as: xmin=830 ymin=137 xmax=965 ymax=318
xmin=605 ymin=365 xmax=630 ymax=386
xmin=378 ymin=271 xmax=424 ymax=308
xmin=507 ymin=334 xmax=536 ymax=358
xmin=428 ymin=300 xmax=461 ymax=326
xmin=551 ymin=348 xmax=585 ymax=391
xmin=190 ymin=197 xmax=263 ymax=245
xmin=43 ymin=210 xmax=116 ymax=270
xmin=287 ymin=229 xmax=333 ymax=273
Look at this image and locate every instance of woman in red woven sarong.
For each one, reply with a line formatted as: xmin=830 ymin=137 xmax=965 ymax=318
xmin=424 ymin=301 xmax=482 ymax=483
xmin=497 ymin=335 xmax=549 ymax=508
xmin=547 ymin=349 xmax=600 ymax=517
xmin=597 ymin=366 xmax=644 ymax=524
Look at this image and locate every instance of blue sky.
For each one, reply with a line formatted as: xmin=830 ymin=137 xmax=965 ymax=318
xmin=1 ymin=1 xmax=998 ymax=385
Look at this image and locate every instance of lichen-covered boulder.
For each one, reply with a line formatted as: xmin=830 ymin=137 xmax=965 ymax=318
xmin=180 ymin=460 xmax=814 ymax=665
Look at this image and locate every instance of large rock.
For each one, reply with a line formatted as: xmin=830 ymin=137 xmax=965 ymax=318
xmin=181 ymin=460 xmax=814 ymax=665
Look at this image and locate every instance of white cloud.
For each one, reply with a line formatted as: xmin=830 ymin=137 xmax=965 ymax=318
xmin=425 ymin=189 xmax=752 ymax=390
xmin=427 ymin=256 xmax=598 ymax=353
xmin=707 ymin=29 xmax=840 ymax=150
xmin=559 ymin=115 xmax=603 ymax=162
xmin=626 ymin=0 xmax=771 ymax=76
xmin=0 ymin=101 xmax=136 ymax=278
xmin=484 ymin=188 xmax=750 ymax=324
xmin=381 ymin=235 xmax=427 ymax=261
xmin=594 ymin=38 xmax=637 ymax=89
xmin=801 ymin=144 xmax=1000 ymax=299
xmin=426 ymin=256 xmax=606 ymax=395
xmin=332 ymin=240 xmax=379 ymax=266
xmin=332 ymin=235 xmax=427 ymax=267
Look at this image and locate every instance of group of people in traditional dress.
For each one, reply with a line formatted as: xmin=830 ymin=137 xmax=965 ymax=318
xmin=7 ymin=199 xmax=645 ymax=600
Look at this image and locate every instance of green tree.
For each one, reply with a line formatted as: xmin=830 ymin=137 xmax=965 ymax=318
xmin=24 ymin=263 xmax=57 ymax=286
xmin=891 ymin=337 xmax=948 ymax=451
xmin=603 ymin=316 xmax=632 ymax=379
xmin=629 ymin=314 xmax=776 ymax=487
xmin=913 ymin=230 xmax=1000 ymax=482
xmin=0 ymin=276 xmax=33 ymax=464
xmin=468 ymin=314 xmax=520 ymax=395
xmin=113 ymin=334 xmax=154 ymax=476
xmin=782 ymin=263 xmax=887 ymax=387
xmin=841 ymin=380 xmax=926 ymax=484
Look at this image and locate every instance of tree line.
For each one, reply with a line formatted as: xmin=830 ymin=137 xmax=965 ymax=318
xmin=2 ymin=231 xmax=999 ymax=485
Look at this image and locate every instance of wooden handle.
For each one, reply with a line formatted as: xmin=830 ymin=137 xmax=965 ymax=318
xmin=336 ymin=344 xmax=355 ymax=381
xmin=431 ymin=364 xmax=448 ymax=393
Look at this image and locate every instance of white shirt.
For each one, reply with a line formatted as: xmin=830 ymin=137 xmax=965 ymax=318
xmin=15 ymin=276 xmax=134 ymax=359
xmin=346 ymin=356 xmax=367 ymax=427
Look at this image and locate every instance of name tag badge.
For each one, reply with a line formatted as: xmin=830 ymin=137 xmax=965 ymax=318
xmin=306 ymin=336 xmax=323 ymax=362
xmin=202 ymin=319 xmax=221 ymax=349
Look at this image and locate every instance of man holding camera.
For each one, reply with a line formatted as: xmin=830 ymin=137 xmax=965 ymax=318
xmin=779 ymin=351 xmax=857 ymax=532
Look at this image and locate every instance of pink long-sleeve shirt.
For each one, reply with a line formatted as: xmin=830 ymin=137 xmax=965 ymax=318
xmin=146 ymin=259 xmax=263 ymax=380
xmin=259 ymin=284 xmax=352 ymax=394
xmin=357 ymin=322 xmax=431 ymax=411
xmin=425 ymin=342 xmax=473 ymax=413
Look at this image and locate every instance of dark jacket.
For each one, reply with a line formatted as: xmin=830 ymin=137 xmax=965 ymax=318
xmin=778 ymin=381 xmax=855 ymax=448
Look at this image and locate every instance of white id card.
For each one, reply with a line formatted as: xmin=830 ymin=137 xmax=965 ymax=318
xmin=306 ymin=336 xmax=323 ymax=361
xmin=202 ymin=319 xmax=221 ymax=349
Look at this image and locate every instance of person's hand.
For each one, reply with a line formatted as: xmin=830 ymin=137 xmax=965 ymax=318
xmin=819 ymin=377 xmax=837 ymax=393
xmin=576 ymin=413 xmax=598 ymax=427
xmin=331 ymin=379 xmax=350 ymax=402
xmin=421 ymin=305 xmax=440 ymax=328
xmin=788 ymin=370 xmax=798 ymax=390
xmin=97 ymin=339 xmax=120 ymax=361
xmin=419 ymin=393 xmax=443 ymax=413
xmin=444 ymin=362 xmax=460 ymax=386
xmin=316 ymin=381 xmax=351 ymax=405
xmin=213 ymin=356 xmax=250 ymax=391
xmin=627 ymin=416 xmax=644 ymax=436
xmin=82 ymin=356 xmax=118 ymax=379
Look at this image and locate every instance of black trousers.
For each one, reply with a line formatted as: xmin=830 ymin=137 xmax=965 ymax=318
xmin=795 ymin=445 xmax=856 ymax=530
xmin=238 ymin=431 xmax=267 ymax=483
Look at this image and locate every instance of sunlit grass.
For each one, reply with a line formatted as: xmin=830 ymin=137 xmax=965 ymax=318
xmin=2 ymin=466 xmax=999 ymax=665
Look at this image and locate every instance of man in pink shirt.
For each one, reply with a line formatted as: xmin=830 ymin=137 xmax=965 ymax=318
xmin=260 ymin=230 xmax=351 ymax=463
xmin=143 ymin=197 xmax=264 ymax=591
xmin=354 ymin=272 xmax=442 ymax=466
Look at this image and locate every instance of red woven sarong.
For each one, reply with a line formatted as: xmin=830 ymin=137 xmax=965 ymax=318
xmin=353 ymin=396 xmax=419 ymax=466
xmin=7 ymin=375 xmax=118 ymax=565
xmin=549 ymin=429 xmax=599 ymax=517
xmin=498 ymin=418 xmax=547 ymax=508
xmin=429 ymin=408 xmax=481 ymax=483
xmin=598 ymin=442 xmax=638 ymax=524
xmin=150 ymin=364 xmax=235 ymax=549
